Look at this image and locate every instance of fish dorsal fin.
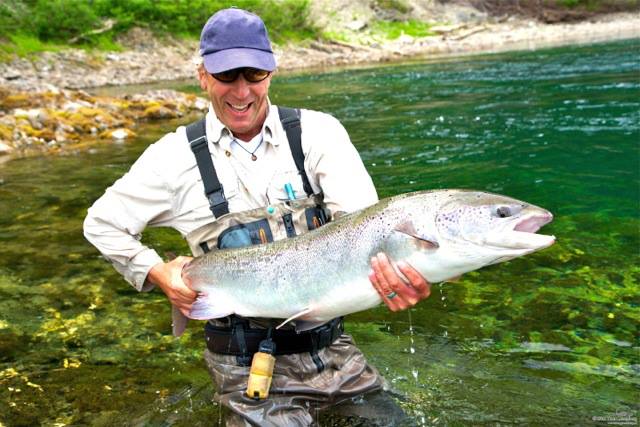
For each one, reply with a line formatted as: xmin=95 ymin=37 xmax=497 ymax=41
xmin=394 ymin=220 xmax=439 ymax=250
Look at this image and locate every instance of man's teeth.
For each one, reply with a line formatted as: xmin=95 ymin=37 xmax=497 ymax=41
xmin=229 ymin=103 xmax=250 ymax=112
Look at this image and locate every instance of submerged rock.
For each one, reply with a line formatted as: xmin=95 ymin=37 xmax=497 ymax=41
xmin=102 ymin=128 xmax=136 ymax=140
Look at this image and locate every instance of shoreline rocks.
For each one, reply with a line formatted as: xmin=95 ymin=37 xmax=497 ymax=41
xmin=0 ymin=88 xmax=207 ymax=157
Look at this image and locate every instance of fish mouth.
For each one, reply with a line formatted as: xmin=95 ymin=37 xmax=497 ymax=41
xmin=485 ymin=211 xmax=556 ymax=250
xmin=514 ymin=211 xmax=553 ymax=233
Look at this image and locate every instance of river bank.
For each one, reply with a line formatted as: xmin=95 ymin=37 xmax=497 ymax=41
xmin=0 ymin=11 xmax=638 ymax=158
xmin=1 ymin=12 xmax=638 ymax=92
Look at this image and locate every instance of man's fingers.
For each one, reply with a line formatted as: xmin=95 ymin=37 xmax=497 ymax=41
xmin=370 ymin=256 xmax=409 ymax=312
xmin=376 ymin=253 xmax=421 ymax=304
xmin=397 ymin=261 xmax=431 ymax=298
xmin=369 ymin=269 xmax=397 ymax=311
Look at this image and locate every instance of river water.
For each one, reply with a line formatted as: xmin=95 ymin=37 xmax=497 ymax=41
xmin=0 ymin=39 xmax=638 ymax=426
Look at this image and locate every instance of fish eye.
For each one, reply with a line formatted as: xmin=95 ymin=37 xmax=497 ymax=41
xmin=496 ymin=206 xmax=511 ymax=218
xmin=493 ymin=205 xmax=523 ymax=218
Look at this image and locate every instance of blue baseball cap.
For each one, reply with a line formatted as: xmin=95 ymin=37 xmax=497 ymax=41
xmin=199 ymin=8 xmax=276 ymax=74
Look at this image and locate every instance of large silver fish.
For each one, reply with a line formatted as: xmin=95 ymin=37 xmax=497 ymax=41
xmin=174 ymin=190 xmax=554 ymax=335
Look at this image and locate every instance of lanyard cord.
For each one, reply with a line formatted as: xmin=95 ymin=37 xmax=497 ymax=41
xmin=233 ymin=137 xmax=264 ymax=161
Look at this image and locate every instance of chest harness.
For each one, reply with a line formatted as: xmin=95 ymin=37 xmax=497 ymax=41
xmin=185 ymin=107 xmax=343 ymax=370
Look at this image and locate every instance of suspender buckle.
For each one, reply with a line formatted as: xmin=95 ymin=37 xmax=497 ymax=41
xmin=207 ymin=189 xmax=226 ymax=208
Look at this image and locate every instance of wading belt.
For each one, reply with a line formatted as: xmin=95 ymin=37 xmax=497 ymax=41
xmin=205 ymin=317 xmax=344 ymax=360
xmin=185 ymin=106 xmax=313 ymax=218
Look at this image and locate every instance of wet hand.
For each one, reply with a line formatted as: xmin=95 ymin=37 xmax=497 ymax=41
xmin=368 ymin=253 xmax=431 ymax=312
xmin=148 ymin=256 xmax=196 ymax=316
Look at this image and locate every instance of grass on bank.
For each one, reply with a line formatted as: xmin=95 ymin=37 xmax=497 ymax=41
xmin=0 ymin=0 xmax=320 ymax=59
xmin=323 ymin=20 xmax=435 ymax=46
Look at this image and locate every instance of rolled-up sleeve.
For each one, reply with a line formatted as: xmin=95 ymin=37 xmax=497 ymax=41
xmin=83 ymin=144 xmax=173 ymax=291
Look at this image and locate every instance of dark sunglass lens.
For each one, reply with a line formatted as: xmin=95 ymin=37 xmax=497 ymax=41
xmin=212 ymin=69 xmax=240 ymax=82
xmin=244 ymin=68 xmax=270 ymax=82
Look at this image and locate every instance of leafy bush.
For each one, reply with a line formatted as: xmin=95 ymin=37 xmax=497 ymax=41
xmin=0 ymin=0 xmax=29 ymax=39
xmin=0 ymin=0 xmax=319 ymax=48
xmin=32 ymin=0 xmax=100 ymax=41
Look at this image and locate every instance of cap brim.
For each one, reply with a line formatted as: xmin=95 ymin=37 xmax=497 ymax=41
xmin=203 ymin=48 xmax=276 ymax=73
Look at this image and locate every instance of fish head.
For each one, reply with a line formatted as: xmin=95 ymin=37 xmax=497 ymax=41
xmin=431 ymin=190 xmax=555 ymax=263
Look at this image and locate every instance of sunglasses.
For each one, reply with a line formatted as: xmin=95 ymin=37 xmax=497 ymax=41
xmin=210 ymin=68 xmax=271 ymax=83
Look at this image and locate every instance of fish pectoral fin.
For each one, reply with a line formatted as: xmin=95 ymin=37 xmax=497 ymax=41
xmin=394 ymin=221 xmax=439 ymax=250
xmin=275 ymin=307 xmax=313 ymax=330
xmin=172 ymin=305 xmax=188 ymax=337
xmin=189 ymin=293 xmax=233 ymax=320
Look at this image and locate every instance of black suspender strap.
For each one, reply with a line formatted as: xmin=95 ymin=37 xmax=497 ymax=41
xmin=186 ymin=107 xmax=312 ymax=218
xmin=278 ymin=106 xmax=314 ymax=197
xmin=185 ymin=118 xmax=230 ymax=218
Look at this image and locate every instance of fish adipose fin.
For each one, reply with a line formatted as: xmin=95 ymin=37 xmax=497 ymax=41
xmin=276 ymin=307 xmax=313 ymax=330
xmin=189 ymin=292 xmax=234 ymax=321
xmin=394 ymin=220 xmax=439 ymax=250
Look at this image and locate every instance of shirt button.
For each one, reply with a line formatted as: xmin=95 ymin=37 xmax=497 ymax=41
xmin=225 ymin=150 xmax=231 ymax=157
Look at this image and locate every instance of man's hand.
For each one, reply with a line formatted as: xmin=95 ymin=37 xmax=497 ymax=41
xmin=369 ymin=253 xmax=431 ymax=312
xmin=148 ymin=256 xmax=196 ymax=316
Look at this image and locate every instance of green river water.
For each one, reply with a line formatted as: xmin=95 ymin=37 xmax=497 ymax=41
xmin=0 ymin=39 xmax=638 ymax=426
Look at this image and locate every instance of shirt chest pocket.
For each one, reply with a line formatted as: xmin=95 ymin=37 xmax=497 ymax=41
xmin=181 ymin=175 xmax=240 ymax=218
xmin=267 ymin=170 xmax=309 ymax=202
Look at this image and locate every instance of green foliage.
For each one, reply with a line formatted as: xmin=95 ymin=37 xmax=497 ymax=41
xmin=0 ymin=0 xmax=29 ymax=37
xmin=554 ymin=0 xmax=640 ymax=10
xmin=557 ymin=0 xmax=582 ymax=6
xmin=370 ymin=19 xmax=434 ymax=40
xmin=373 ymin=0 xmax=411 ymax=14
xmin=31 ymin=0 xmax=100 ymax=41
xmin=0 ymin=33 xmax=64 ymax=60
xmin=0 ymin=0 xmax=319 ymax=54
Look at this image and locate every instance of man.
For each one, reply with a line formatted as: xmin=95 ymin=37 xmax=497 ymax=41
xmin=84 ymin=7 xmax=430 ymax=426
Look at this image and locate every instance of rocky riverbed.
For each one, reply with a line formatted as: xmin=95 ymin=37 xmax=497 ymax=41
xmin=0 ymin=5 xmax=637 ymax=159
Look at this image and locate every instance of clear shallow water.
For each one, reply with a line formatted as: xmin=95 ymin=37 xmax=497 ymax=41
xmin=1 ymin=39 xmax=638 ymax=426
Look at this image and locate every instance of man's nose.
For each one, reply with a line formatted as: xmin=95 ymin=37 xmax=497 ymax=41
xmin=230 ymin=75 xmax=251 ymax=98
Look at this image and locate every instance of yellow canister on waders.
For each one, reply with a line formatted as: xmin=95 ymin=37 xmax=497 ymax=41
xmin=246 ymin=335 xmax=276 ymax=400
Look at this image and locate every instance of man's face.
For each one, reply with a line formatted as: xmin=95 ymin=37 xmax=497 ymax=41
xmin=198 ymin=66 xmax=272 ymax=141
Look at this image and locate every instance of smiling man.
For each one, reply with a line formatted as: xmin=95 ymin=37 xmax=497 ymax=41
xmin=84 ymin=7 xmax=430 ymax=426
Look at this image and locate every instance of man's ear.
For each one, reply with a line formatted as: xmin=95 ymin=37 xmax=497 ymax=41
xmin=197 ymin=65 xmax=208 ymax=91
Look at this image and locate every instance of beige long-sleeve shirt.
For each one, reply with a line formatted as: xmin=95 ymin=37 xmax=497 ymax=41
xmin=83 ymin=103 xmax=378 ymax=291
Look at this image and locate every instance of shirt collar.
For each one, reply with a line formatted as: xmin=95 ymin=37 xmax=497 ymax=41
xmin=205 ymin=99 xmax=278 ymax=152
